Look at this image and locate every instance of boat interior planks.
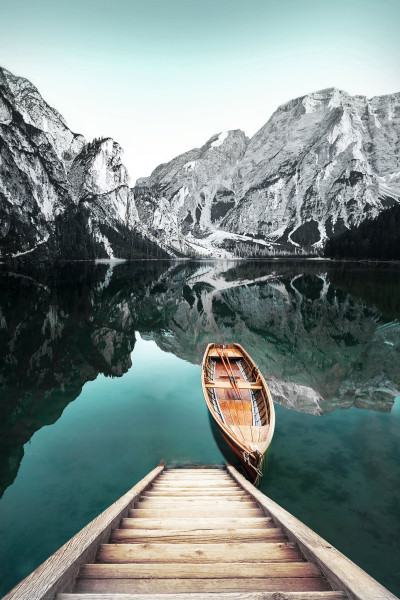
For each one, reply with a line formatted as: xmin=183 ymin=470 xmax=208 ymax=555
xmin=201 ymin=343 xmax=275 ymax=483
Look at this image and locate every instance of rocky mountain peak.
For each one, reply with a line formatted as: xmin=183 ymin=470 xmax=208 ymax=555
xmin=0 ymin=65 xmax=166 ymax=260
xmin=1 ymin=64 xmax=399 ymax=260
xmin=0 ymin=66 xmax=85 ymax=165
xmin=69 ymin=137 xmax=129 ymax=201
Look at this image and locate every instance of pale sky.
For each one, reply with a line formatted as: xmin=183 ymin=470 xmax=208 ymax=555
xmin=1 ymin=0 xmax=399 ymax=182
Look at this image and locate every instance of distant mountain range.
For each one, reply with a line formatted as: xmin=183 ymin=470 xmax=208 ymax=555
xmin=1 ymin=66 xmax=399 ymax=259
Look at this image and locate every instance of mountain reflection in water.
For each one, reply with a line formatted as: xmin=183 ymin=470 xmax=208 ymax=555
xmin=0 ymin=259 xmax=399 ymax=499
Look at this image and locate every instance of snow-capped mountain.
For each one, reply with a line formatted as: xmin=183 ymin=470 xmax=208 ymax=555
xmin=134 ymin=88 xmax=400 ymax=257
xmin=1 ymin=64 xmax=399 ymax=259
xmin=0 ymin=67 xmax=165 ymax=260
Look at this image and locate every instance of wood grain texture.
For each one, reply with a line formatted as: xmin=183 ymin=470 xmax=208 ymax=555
xmin=159 ymin=474 xmax=231 ymax=477
xmin=97 ymin=542 xmax=302 ymax=564
xmin=205 ymin=382 xmax=263 ymax=389
xmin=120 ymin=517 xmax=273 ymax=530
xmin=128 ymin=507 xmax=263 ymax=518
xmin=136 ymin=498 xmax=256 ymax=507
xmin=2 ymin=464 xmax=165 ymax=600
xmin=144 ymin=489 xmax=245 ymax=496
xmin=59 ymin=592 xmax=349 ymax=600
xmin=140 ymin=490 xmax=253 ymax=502
xmin=74 ymin=576 xmax=331 ymax=594
xmin=228 ymin=465 xmax=398 ymax=600
xmin=153 ymin=477 xmax=237 ymax=482
xmin=151 ymin=481 xmax=240 ymax=487
xmin=79 ymin=561 xmax=321 ymax=579
xmin=110 ymin=527 xmax=285 ymax=543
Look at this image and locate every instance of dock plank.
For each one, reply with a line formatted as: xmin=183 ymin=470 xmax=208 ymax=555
xmin=75 ymin=576 xmax=331 ymax=593
xmin=110 ymin=527 xmax=285 ymax=543
xmin=80 ymin=561 xmax=321 ymax=578
xmin=120 ymin=517 xmax=273 ymax=530
xmin=60 ymin=593 xmax=348 ymax=600
xmin=128 ymin=507 xmax=263 ymax=518
xmin=97 ymin=542 xmax=302 ymax=563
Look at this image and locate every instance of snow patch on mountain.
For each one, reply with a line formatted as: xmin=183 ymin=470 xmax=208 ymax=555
xmin=211 ymin=131 xmax=229 ymax=147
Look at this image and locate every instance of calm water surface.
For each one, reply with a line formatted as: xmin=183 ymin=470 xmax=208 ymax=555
xmin=0 ymin=260 xmax=399 ymax=595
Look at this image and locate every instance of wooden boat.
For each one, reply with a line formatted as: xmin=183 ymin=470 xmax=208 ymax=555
xmin=201 ymin=343 xmax=275 ymax=483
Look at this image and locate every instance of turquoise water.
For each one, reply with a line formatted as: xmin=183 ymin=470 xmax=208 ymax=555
xmin=0 ymin=260 xmax=399 ymax=595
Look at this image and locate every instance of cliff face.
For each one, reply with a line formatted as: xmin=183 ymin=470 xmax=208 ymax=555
xmin=134 ymin=88 xmax=400 ymax=256
xmin=134 ymin=130 xmax=249 ymax=256
xmin=1 ymin=64 xmax=399 ymax=259
xmin=0 ymin=67 xmax=167 ymax=260
xmin=223 ymin=89 xmax=400 ymax=247
xmin=0 ymin=67 xmax=83 ymax=257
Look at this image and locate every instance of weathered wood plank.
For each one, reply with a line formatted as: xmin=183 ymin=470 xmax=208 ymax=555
xmin=151 ymin=483 xmax=240 ymax=488
xmin=80 ymin=561 xmax=321 ymax=579
xmin=161 ymin=471 xmax=232 ymax=479
xmin=158 ymin=477 xmax=234 ymax=482
xmin=228 ymin=465 xmax=398 ymax=600
xmin=74 ymin=576 xmax=331 ymax=593
xmin=150 ymin=489 xmax=241 ymax=494
xmin=128 ymin=507 xmax=263 ymax=518
xmin=143 ymin=489 xmax=246 ymax=496
xmin=162 ymin=471 xmax=232 ymax=479
xmin=97 ymin=542 xmax=302 ymax=563
xmin=153 ymin=477 xmax=237 ymax=483
xmin=2 ymin=464 xmax=165 ymax=600
xmin=143 ymin=491 xmax=249 ymax=498
xmin=165 ymin=468 xmax=226 ymax=472
xmin=205 ymin=381 xmax=262 ymax=389
xmin=136 ymin=499 xmax=256 ymax=508
xmin=138 ymin=495 xmax=254 ymax=503
xmin=110 ymin=527 xmax=285 ymax=543
xmin=59 ymin=592 xmax=349 ymax=600
xmin=120 ymin=517 xmax=273 ymax=530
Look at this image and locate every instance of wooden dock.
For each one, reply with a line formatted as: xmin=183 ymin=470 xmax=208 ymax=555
xmin=2 ymin=464 xmax=398 ymax=600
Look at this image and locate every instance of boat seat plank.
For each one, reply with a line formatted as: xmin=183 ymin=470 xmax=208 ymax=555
xmin=208 ymin=349 xmax=243 ymax=358
xmin=206 ymin=381 xmax=263 ymax=390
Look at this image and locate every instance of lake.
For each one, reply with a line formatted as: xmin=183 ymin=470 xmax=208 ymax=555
xmin=0 ymin=259 xmax=399 ymax=596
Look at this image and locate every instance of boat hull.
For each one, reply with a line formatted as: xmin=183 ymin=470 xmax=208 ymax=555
xmin=201 ymin=343 xmax=275 ymax=485
xmin=218 ymin=427 xmax=264 ymax=484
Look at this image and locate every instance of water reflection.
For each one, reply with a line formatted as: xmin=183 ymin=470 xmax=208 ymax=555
xmin=0 ymin=260 xmax=399 ymax=498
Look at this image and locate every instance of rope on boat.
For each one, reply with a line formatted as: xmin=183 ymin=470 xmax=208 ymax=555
xmin=243 ymin=449 xmax=264 ymax=478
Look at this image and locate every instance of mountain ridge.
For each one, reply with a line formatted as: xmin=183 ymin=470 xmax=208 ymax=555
xmin=134 ymin=85 xmax=400 ymax=257
xmin=1 ymin=65 xmax=399 ymax=260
